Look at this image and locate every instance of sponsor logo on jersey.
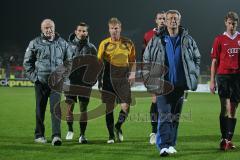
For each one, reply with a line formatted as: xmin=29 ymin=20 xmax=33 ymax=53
xmin=227 ymin=48 xmax=240 ymax=57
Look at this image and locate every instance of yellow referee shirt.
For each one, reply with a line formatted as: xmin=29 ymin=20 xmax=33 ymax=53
xmin=98 ymin=37 xmax=136 ymax=67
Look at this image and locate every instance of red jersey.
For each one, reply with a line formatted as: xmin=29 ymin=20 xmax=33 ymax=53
xmin=211 ymin=32 xmax=240 ymax=74
xmin=143 ymin=28 xmax=158 ymax=49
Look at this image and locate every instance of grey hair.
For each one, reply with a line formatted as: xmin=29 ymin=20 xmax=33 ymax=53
xmin=166 ymin=10 xmax=181 ymax=20
xmin=41 ymin=19 xmax=55 ymax=27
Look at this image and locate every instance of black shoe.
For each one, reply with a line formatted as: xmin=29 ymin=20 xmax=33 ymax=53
xmin=79 ymin=135 xmax=88 ymax=144
xmin=52 ymin=137 xmax=62 ymax=146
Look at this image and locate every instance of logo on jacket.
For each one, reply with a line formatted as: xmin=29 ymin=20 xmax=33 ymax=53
xmin=71 ymin=45 xmax=76 ymax=50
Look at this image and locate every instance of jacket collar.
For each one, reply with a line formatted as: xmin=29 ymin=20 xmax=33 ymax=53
xmin=68 ymin=33 xmax=89 ymax=45
xmin=41 ymin=32 xmax=60 ymax=41
xmin=156 ymin=26 xmax=188 ymax=38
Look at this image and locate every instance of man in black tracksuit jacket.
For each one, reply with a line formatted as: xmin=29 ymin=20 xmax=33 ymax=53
xmin=65 ymin=22 xmax=97 ymax=143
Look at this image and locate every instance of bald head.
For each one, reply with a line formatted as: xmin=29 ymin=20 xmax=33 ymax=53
xmin=41 ymin=19 xmax=55 ymax=40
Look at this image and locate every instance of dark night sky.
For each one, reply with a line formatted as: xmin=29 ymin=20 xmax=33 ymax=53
xmin=1 ymin=0 xmax=240 ymax=73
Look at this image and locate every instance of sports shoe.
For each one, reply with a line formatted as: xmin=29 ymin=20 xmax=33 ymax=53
xmin=220 ymin=139 xmax=228 ymax=151
xmin=52 ymin=136 xmax=62 ymax=146
xmin=34 ymin=137 xmax=47 ymax=144
xmin=107 ymin=137 xmax=115 ymax=144
xmin=65 ymin=131 xmax=74 ymax=140
xmin=115 ymin=126 xmax=123 ymax=142
xmin=149 ymin=133 xmax=156 ymax=145
xmin=227 ymin=140 xmax=236 ymax=149
xmin=160 ymin=148 xmax=169 ymax=157
xmin=79 ymin=135 xmax=88 ymax=144
xmin=168 ymin=146 xmax=177 ymax=154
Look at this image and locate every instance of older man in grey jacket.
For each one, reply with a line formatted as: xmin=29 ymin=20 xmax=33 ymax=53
xmin=23 ymin=19 xmax=71 ymax=146
xmin=143 ymin=10 xmax=200 ymax=156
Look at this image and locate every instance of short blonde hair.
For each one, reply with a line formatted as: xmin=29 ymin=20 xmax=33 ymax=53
xmin=108 ymin=17 xmax=121 ymax=26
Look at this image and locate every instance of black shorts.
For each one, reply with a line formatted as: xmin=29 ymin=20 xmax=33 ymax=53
xmin=216 ymin=74 xmax=240 ymax=103
xmin=65 ymin=95 xmax=90 ymax=103
xmin=101 ymin=62 xmax=131 ymax=105
xmin=65 ymin=85 xmax=92 ymax=103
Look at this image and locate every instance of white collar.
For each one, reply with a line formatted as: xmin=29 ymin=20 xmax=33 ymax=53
xmin=223 ymin=31 xmax=239 ymax=40
xmin=153 ymin=28 xmax=158 ymax=32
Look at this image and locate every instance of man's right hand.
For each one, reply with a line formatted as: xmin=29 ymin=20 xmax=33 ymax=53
xmin=210 ymin=80 xmax=216 ymax=94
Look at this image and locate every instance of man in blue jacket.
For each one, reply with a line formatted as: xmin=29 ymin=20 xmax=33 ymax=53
xmin=23 ymin=19 xmax=71 ymax=146
xmin=143 ymin=10 xmax=200 ymax=156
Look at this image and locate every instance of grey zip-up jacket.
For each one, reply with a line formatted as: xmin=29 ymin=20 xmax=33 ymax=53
xmin=143 ymin=26 xmax=201 ymax=92
xmin=23 ymin=33 xmax=71 ymax=84
xmin=67 ymin=33 xmax=97 ymax=86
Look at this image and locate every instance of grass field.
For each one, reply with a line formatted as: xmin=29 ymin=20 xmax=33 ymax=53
xmin=0 ymin=87 xmax=240 ymax=160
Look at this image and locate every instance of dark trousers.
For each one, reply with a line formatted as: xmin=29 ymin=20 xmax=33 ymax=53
xmin=34 ymin=81 xmax=61 ymax=139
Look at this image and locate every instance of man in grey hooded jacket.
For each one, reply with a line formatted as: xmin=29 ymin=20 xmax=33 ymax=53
xmin=23 ymin=19 xmax=71 ymax=146
xmin=143 ymin=10 xmax=200 ymax=156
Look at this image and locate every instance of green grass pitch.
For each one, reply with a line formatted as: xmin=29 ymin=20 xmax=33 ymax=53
xmin=0 ymin=87 xmax=239 ymax=160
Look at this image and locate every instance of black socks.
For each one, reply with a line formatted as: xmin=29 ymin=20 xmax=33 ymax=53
xmin=150 ymin=103 xmax=158 ymax=133
xmin=115 ymin=110 xmax=128 ymax=129
xmin=219 ymin=116 xmax=227 ymax=139
xmin=106 ymin=112 xmax=114 ymax=138
xmin=227 ymin=118 xmax=237 ymax=141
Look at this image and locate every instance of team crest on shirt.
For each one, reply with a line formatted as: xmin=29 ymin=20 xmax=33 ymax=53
xmin=238 ymin=40 xmax=240 ymax=46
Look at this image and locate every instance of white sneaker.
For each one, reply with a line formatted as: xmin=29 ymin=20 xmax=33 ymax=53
xmin=79 ymin=135 xmax=88 ymax=144
xmin=52 ymin=136 xmax=62 ymax=146
xmin=160 ymin=148 xmax=169 ymax=157
xmin=34 ymin=137 xmax=47 ymax=144
xmin=107 ymin=139 xmax=115 ymax=144
xmin=115 ymin=127 xmax=123 ymax=142
xmin=149 ymin=133 xmax=156 ymax=145
xmin=65 ymin=131 xmax=74 ymax=140
xmin=168 ymin=146 xmax=177 ymax=154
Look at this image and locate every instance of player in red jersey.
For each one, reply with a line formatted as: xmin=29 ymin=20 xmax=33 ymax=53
xmin=210 ymin=11 xmax=240 ymax=151
xmin=143 ymin=11 xmax=166 ymax=49
xmin=142 ymin=11 xmax=166 ymax=145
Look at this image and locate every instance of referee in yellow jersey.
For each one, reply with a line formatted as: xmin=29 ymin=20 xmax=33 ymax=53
xmin=98 ymin=17 xmax=136 ymax=143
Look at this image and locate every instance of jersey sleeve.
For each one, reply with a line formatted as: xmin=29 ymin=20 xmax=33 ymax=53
xmin=143 ymin=32 xmax=149 ymax=49
xmin=128 ymin=41 xmax=136 ymax=63
xmin=211 ymin=36 xmax=221 ymax=59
